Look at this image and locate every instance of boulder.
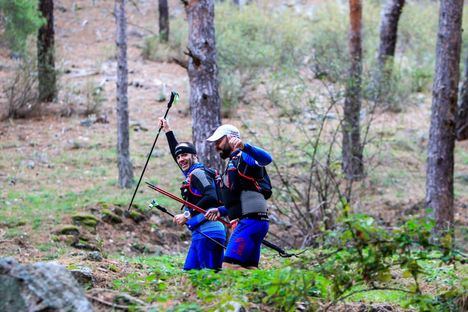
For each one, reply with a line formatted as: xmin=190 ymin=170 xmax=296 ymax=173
xmin=0 ymin=257 xmax=93 ymax=311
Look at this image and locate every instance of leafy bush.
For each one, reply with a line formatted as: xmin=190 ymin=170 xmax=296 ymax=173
xmin=0 ymin=0 xmax=44 ymax=54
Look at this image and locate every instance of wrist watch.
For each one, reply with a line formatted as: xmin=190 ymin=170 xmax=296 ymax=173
xmin=183 ymin=211 xmax=191 ymax=219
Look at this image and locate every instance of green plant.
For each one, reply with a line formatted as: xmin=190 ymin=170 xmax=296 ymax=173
xmin=0 ymin=0 xmax=44 ymax=54
xmin=84 ymin=79 xmax=105 ymax=116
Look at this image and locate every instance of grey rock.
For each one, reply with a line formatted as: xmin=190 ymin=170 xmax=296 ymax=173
xmin=85 ymin=251 xmax=103 ymax=262
xmin=69 ymin=266 xmax=95 ymax=287
xmin=80 ymin=118 xmax=93 ymax=127
xmin=0 ymin=257 xmax=93 ymax=311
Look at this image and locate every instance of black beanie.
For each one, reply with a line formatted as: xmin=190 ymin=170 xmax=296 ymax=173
xmin=174 ymin=142 xmax=197 ymax=157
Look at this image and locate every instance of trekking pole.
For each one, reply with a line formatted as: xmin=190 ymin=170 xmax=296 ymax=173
xmin=146 ymin=182 xmax=299 ymax=257
xmin=128 ymin=91 xmax=179 ymax=211
xmin=148 ymin=200 xmax=226 ymax=249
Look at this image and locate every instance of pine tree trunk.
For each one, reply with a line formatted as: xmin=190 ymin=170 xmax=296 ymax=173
xmin=375 ymin=0 xmax=405 ymax=100
xmin=342 ymin=0 xmax=364 ymax=181
xmin=184 ymin=0 xmax=221 ymax=169
xmin=456 ymin=53 xmax=468 ymax=141
xmin=37 ymin=0 xmax=56 ymax=102
xmin=158 ymin=0 xmax=169 ymax=42
xmin=115 ymin=0 xmax=133 ymax=188
xmin=426 ymin=0 xmax=463 ymax=232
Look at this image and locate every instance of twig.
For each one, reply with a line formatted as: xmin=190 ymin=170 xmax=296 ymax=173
xmin=85 ymin=294 xmax=133 ymax=310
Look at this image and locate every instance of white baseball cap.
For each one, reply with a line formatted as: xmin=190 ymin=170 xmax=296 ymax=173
xmin=206 ymin=124 xmax=240 ymax=141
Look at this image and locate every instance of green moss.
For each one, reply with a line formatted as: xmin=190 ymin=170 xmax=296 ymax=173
xmin=101 ymin=209 xmax=122 ymax=224
xmin=72 ymin=213 xmax=99 ymax=228
xmin=127 ymin=210 xmax=145 ymax=223
xmin=53 ymin=225 xmax=80 ymax=236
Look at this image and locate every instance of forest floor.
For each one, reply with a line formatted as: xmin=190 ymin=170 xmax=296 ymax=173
xmin=0 ymin=0 xmax=467 ymax=311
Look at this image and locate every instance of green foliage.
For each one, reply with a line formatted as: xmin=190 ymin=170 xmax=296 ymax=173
xmin=110 ymin=215 xmax=466 ymax=311
xmin=141 ymin=18 xmax=187 ymax=62
xmin=0 ymin=0 xmax=44 ymax=54
xmin=140 ymin=1 xmax=462 ymax=113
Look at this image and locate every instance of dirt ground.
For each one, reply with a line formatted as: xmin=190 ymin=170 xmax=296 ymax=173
xmin=0 ymin=0 xmax=467 ymax=265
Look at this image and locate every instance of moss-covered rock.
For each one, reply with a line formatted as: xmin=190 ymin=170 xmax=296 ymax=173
xmin=71 ymin=239 xmax=101 ymax=251
xmin=126 ymin=210 xmax=146 ymax=223
xmin=97 ymin=201 xmax=110 ymax=209
xmin=52 ymin=234 xmax=78 ymax=245
xmin=1 ymin=220 xmax=26 ymax=228
xmin=101 ymin=209 xmax=122 ymax=224
xmin=71 ymin=214 xmax=99 ymax=228
xmin=52 ymin=225 xmax=80 ymax=236
xmin=113 ymin=207 xmax=124 ymax=216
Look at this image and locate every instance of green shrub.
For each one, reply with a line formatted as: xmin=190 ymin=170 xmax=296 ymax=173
xmin=0 ymin=0 xmax=44 ymax=54
xmin=141 ymin=1 xmax=468 ymax=114
xmin=141 ymin=18 xmax=187 ymax=63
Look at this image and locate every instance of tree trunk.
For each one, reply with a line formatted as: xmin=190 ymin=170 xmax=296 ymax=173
xmin=375 ymin=0 xmax=405 ymax=100
xmin=342 ymin=0 xmax=364 ymax=181
xmin=426 ymin=0 xmax=463 ymax=233
xmin=37 ymin=0 xmax=56 ymax=102
xmin=158 ymin=0 xmax=169 ymax=42
xmin=456 ymin=53 xmax=468 ymax=141
xmin=184 ymin=0 xmax=222 ymax=169
xmin=115 ymin=0 xmax=133 ymax=188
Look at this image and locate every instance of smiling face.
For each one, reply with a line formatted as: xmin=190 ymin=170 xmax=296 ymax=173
xmin=215 ymin=136 xmax=232 ymax=159
xmin=176 ymin=153 xmax=197 ymax=171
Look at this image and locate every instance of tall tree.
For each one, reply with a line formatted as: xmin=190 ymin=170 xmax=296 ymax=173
xmin=456 ymin=53 xmax=468 ymax=141
xmin=342 ymin=0 xmax=364 ymax=181
xmin=426 ymin=0 xmax=463 ymax=233
xmin=183 ymin=0 xmax=221 ymax=169
xmin=158 ymin=0 xmax=169 ymax=42
xmin=375 ymin=0 xmax=405 ymax=101
xmin=37 ymin=0 xmax=57 ymax=102
xmin=115 ymin=0 xmax=133 ymax=188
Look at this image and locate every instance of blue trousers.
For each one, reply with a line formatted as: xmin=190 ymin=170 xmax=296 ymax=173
xmin=183 ymin=236 xmax=225 ymax=270
xmin=224 ymin=219 xmax=269 ymax=268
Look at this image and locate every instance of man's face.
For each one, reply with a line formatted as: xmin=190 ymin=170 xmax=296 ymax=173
xmin=215 ymin=136 xmax=232 ymax=159
xmin=176 ymin=153 xmax=197 ymax=171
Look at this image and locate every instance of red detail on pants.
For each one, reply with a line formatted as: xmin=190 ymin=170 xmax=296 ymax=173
xmin=234 ymin=237 xmax=246 ymax=256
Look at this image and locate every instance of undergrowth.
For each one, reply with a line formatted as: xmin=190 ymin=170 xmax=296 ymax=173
xmin=111 ymin=215 xmax=467 ymax=312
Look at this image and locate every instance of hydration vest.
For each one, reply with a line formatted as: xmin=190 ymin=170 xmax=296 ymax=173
xmin=228 ymin=153 xmax=272 ymax=199
xmin=180 ymin=167 xmax=223 ymax=216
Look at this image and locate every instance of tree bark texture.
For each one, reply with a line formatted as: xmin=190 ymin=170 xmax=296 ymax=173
xmin=37 ymin=0 xmax=57 ymax=102
xmin=342 ymin=0 xmax=364 ymax=181
xmin=456 ymin=53 xmax=468 ymax=141
xmin=115 ymin=0 xmax=133 ymax=188
xmin=426 ymin=0 xmax=463 ymax=232
xmin=375 ymin=0 xmax=405 ymax=99
xmin=185 ymin=0 xmax=222 ymax=169
xmin=158 ymin=0 xmax=169 ymax=42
